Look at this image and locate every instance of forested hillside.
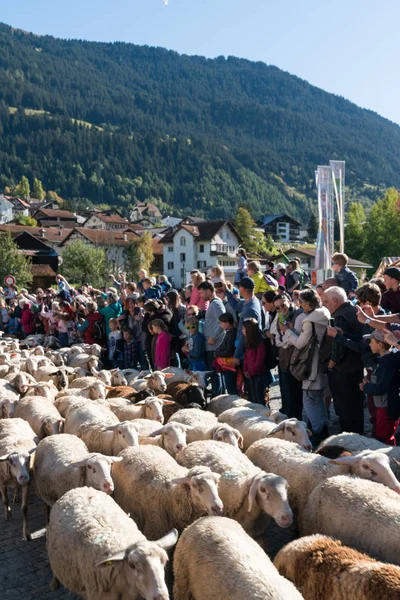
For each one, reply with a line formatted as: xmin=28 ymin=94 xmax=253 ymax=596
xmin=0 ymin=23 xmax=399 ymax=220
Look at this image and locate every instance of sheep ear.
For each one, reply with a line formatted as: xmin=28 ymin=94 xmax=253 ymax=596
xmin=329 ymin=455 xmax=358 ymax=466
xmin=306 ymin=429 xmax=312 ymax=437
xmin=184 ymin=369 xmax=193 ymax=375
xmin=182 ymin=424 xmax=195 ymax=431
xmin=238 ymin=434 xmax=244 ymax=450
xmin=169 ymin=476 xmax=190 ymax=485
xmin=109 ymin=456 xmax=123 ymax=463
xmin=164 ymin=373 xmax=174 ymax=379
xmin=247 ymin=473 xmax=263 ymax=512
xmin=266 ymin=421 xmax=286 ymax=436
xmin=162 ymin=400 xmax=176 ymax=405
xmin=96 ymin=551 xmax=126 ymax=567
xmin=70 ymin=458 xmax=89 ymax=468
xmin=149 ymin=428 xmax=165 ymax=437
xmin=135 ymin=400 xmax=146 ymax=406
xmin=0 ymin=453 xmax=10 ymax=461
xmin=156 ymin=528 xmax=178 ymax=550
xmin=110 ymin=368 xmax=118 ymax=373
xmin=143 ymin=374 xmax=151 ymax=380
xmin=103 ymin=424 xmax=119 ymax=432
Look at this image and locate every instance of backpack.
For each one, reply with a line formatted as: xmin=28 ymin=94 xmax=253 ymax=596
xmin=263 ymin=273 xmax=279 ymax=290
xmin=299 ymin=269 xmax=310 ymax=289
xmin=289 ymin=322 xmax=318 ymax=381
xmin=93 ymin=320 xmax=106 ymax=341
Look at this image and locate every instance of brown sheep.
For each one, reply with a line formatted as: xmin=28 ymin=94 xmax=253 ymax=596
xmin=274 ymin=534 xmax=400 ymax=600
xmin=166 ymin=381 xmax=206 ymax=409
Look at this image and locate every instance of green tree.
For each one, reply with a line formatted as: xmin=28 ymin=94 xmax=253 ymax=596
xmin=32 ymin=177 xmax=45 ymax=200
xmin=345 ymin=202 xmax=366 ymax=260
xmin=61 ymin=240 xmax=107 ymax=287
xmin=307 ymin=212 xmax=319 ymax=243
xmin=364 ymin=188 xmax=400 ymax=267
xmin=124 ymin=233 xmax=154 ymax=280
xmin=234 ymin=206 xmax=270 ymax=256
xmin=15 ymin=215 xmax=37 ymax=227
xmin=0 ymin=231 xmax=32 ymax=287
xmin=16 ymin=176 xmax=31 ymax=199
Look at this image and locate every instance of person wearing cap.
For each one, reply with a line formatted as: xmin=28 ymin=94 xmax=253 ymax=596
xmin=223 ymin=276 xmax=262 ymax=363
xmin=331 ymin=252 xmax=359 ymax=297
xmin=360 ymin=329 xmax=400 ymax=445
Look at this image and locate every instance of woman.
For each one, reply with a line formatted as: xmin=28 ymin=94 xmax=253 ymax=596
xmin=76 ymin=301 xmax=104 ymax=345
xmin=280 ymin=288 xmax=330 ymax=446
xmin=234 ymin=249 xmax=248 ymax=284
xmin=19 ymin=299 xmax=35 ymax=337
xmin=142 ymin=301 xmax=173 ymax=370
xmin=189 ymin=271 xmax=209 ymax=311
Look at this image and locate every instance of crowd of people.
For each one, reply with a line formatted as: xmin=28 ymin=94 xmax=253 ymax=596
xmin=1 ymin=249 xmax=400 ymax=447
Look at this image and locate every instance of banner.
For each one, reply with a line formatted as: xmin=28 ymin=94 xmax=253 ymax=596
xmin=315 ymin=165 xmax=333 ymax=270
xmin=330 ymin=160 xmax=345 ymax=253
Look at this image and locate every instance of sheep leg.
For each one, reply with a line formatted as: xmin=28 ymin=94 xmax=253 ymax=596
xmin=50 ymin=576 xmax=60 ymax=591
xmin=44 ymin=502 xmax=50 ymax=526
xmin=21 ymin=484 xmax=31 ymax=541
xmin=13 ymin=484 xmax=21 ymax=503
xmin=0 ymin=483 xmax=11 ymax=521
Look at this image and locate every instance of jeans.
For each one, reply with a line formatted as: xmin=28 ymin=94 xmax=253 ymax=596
xmin=223 ymin=370 xmax=238 ymax=394
xmin=58 ymin=332 xmax=69 ymax=348
xmin=206 ymin=351 xmax=223 ymax=398
xmin=328 ymin=369 xmax=364 ymax=434
xmin=137 ymin=342 xmax=149 ymax=371
xmin=302 ymin=388 xmax=328 ymax=434
xmin=247 ymin=374 xmax=270 ymax=405
xmin=279 ymin=368 xmax=303 ymax=419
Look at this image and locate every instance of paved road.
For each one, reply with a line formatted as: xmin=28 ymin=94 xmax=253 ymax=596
xmin=0 ymin=384 xmax=371 ymax=599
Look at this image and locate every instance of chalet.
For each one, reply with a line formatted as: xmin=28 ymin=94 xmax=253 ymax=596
xmin=259 ymin=214 xmax=302 ymax=243
xmin=32 ymin=209 xmax=78 ymax=228
xmin=84 ymin=210 xmax=129 ymax=230
xmin=160 ymin=220 xmax=242 ymax=287
xmin=0 ymin=225 xmax=72 ymax=250
xmin=130 ymin=202 xmax=162 ymax=226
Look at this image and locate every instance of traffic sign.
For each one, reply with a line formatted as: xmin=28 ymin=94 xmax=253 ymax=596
xmin=4 ymin=275 xmax=15 ymax=287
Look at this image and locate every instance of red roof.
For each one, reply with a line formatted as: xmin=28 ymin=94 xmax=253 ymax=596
xmin=0 ymin=225 xmax=73 ymax=243
xmin=62 ymin=227 xmax=141 ymax=246
xmin=31 ymin=264 xmax=57 ymax=277
xmin=33 ymin=208 xmax=77 ymax=220
xmin=86 ymin=213 xmax=129 ymax=225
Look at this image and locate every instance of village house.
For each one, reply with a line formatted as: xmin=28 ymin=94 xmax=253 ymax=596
xmin=130 ymin=202 xmax=162 ymax=227
xmin=83 ymin=210 xmax=130 ymax=230
xmin=0 ymin=195 xmax=15 ymax=224
xmin=259 ymin=213 xmax=302 ymax=243
xmin=32 ymin=208 xmax=78 ymax=228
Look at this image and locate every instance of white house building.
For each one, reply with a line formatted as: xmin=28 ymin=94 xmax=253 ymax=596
xmin=160 ymin=219 xmax=242 ymax=287
xmin=83 ymin=211 xmax=129 ymax=230
xmin=0 ymin=195 xmax=15 ymax=224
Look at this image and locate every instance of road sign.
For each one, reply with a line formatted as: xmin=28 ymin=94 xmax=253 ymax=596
xmin=4 ymin=275 xmax=15 ymax=287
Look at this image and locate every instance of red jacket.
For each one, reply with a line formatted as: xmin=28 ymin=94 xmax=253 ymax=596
xmin=155 ymin=331 xmax=172 ymax=370
xmin=84 ymin=312 xmax=104 ymax=345
xmin=20 ymin=305 xmax=35 ymax=335
xmin=244 ymin=343 xmax=267 ymax=377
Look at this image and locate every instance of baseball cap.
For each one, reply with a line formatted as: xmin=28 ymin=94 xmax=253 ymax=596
xmin=384 ymin=267 xmax=400 ymax=281
xmin=238 ymin=276 xmax=255 ymax=291
xmin=363 ymin=330 xmax=386 ymax=343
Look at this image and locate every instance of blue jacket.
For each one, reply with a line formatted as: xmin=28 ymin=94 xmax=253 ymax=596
xmin=363 ymin=351 xmax=400 ymax=418
xmin=336 ymin=266 xmax=358 ymax=296
xmin=226 ymin=292 xmax=262 ymax=360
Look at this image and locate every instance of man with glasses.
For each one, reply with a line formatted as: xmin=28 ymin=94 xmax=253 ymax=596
xmin=331 ymin=253 xmax=358 ymax=298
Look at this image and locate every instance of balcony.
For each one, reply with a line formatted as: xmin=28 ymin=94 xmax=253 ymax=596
xmin=210 ymin=243 xmax=228 ymax=256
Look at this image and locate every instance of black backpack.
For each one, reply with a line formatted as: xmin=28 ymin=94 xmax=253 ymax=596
xmin=93 ymin=320 xmax=106 ymax=341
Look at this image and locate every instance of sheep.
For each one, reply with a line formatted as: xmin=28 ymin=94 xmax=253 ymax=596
xmin=177 ymin=440 xmax=293 ymax=538
xmin=56 ymin=381 xmax=107 ymax=401
xmin=96 ymin=367 xmax=127 ymax=386
xmin=122 ymin=368 xmax=141 ymax=385
xmin=173 ymin=516 xmax=304 ymax=600
xmin=302 ymin=475 xmax=400 ymax=565
xmin=112 ymin=445 xmax=223 ymax=540
xmin=208 ymin=394 xmax=271 ymax=416
xmin=218 ymin=408 xmax=312 ymax=451
xmin=67 ymin=353 xmax=100 ymax=371
xmin=34 ymin=434 xmax=122 ymax=521
xmin=14 ymin=396 xmax=64 ymax=439
xmin=274 ymin=534 xmax=400 ymax=600
xmin=5 ymin=371 xmax=36 ymax=394
xmin=47 ymin=486 xmax=178 ymax=600
xmin=317 ymin=431 xmax=400 ymax=460
xmin=45 ymin=351 xmax=64 ymax=367
xmin=70 ymin=376 xmax=106 ymax=389
xmin=0 ymin=378 xmax=20 ymax=400
xmin=72 ymin=342 xmax=102 ymax=357
xmin=0 ymin=418 xmax=37 ymax=540
xmin=107 ymin=397 xmax=172 ymax=423
xmin=160 ymin=366 xmax=211 ymax=388
xmin=165 ymin=381 xmax=207 ymax=409
xmin=33 ymin=366 xmax=69 ymax=390
xmin=106 ymin=385 xmax=137 ymax=399
xmin=140 ymin=422 xmax=195 ymax=457
xmin=64 ymin=403 xmax=139 ymax=455
xmin=169 ymin=408 xmax=244 ymax=448
xmin=54 ymin=395 xmax=110 ymax=418
xmin=131 ymin=370 xmax=174 ymax=394
xmin=246 ymin=438 xmax=400 ymax=527
xmin=0 ymin=396 xmax=19 ymax=418
xmin=24 ymin=380 xmax=59 ymax=402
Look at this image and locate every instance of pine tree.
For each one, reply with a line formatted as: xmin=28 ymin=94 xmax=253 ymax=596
xmin=0 ymin=231 xmax=32 ymax=287
xmin=345 ymin=203 xmax=366 ymax=260
xmin=307 ymin=213 xmax=318 ymax=243
xmin=17 ymin=176 xmax=31 ymax=199
xmin=32 ymin=177 xmax=45 ymax=200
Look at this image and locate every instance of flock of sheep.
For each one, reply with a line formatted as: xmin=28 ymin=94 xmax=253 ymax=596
xmin=0 ymin=337 xmax=400 ymax=599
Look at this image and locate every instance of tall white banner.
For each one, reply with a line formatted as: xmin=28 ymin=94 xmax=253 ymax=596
xmin=315 ymin=165 xmax=333 ymax=270
xmin=330 ymin=160 xmax=345 ymax=253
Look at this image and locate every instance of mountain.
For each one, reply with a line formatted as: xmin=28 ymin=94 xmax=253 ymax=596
xmin=0 ymin=22 xmax=399 ymax=221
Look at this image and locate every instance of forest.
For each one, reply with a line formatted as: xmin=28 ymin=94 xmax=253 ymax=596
xmin=0 ymin=23 xmax=399 ymax=220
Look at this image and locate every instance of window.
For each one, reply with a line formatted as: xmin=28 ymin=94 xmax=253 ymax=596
xmin=180 ymin=253 xmax=186 ymax=263
xmin=180 ymin=268 xmax=185 ymax=280
xmin=199 ymin=244 xmax=204 ymax=253
xmin=180 ymin=236 xmax=186 ymax=247
xmin=167 ymin=262 xmax=174 ymax=270
xmin=168 ymin=246 xmax=173 ymax=252
xmin=197 ymin=260 xmax=207 ymax=269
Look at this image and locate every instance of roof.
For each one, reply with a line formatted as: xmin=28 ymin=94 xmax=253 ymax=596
xmin=61 ymin=227 xmax=141 ymax=246
xmin=275 ymin=247 xmax=372 ymax=268
xmin=160 ymin=220 xmax=242 ymax=244
xmin=131 ymin=202 xmax=162 ymax=219
xmin=85 ymin=212 xmax=129 ymax=225
xmin=32 ymin=208 xmax=77 ymax=220
xmin=31 ymin=264 xmax=57 ymax=277
xmin=0 ymin=225 xmax=73 ymax=243
xmin=261 ymin=213 xmax=302 ymax=227
xmin=373 ymin=257 xmax=400 ymax=278
xmin=152 ymin=238 xmax=164 ymax=255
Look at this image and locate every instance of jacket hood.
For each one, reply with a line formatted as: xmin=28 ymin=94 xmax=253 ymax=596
xmin=304 ymin=306 xmax=330 ymax=325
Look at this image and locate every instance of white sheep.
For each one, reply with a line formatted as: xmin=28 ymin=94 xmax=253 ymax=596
xmin=33 ymin=366 xmax=69 ymax=390
xmin=24 ymin=380 xmax=59 ymax=402
xmin=69 ymin=376 xmax=104 ymax=389
xmin=14 ymin=396 xmax=64 ymax=439
xmin=56 ymin=380 xmax=106 ymax=401
xmin=0 ymin=378 xmax=20 ymax=401
xmin=177 ymin=440 xmax=293 ymax=538
xmin=122 ymin=368 xmax=141 ymax=385
xmin=64 ymin=403 xmax=139 ymax=455
xmin=218 ymin=408 xmax=312 ymax=451
xmin=72 ymin=342 xmax=102 ymax=357
xmin=47 ymin=486 xmax=178 ymax=600
xmin=317 ymin=431 xmax=400 ymax=460
xmin=302 ymin=475 xmax=400 ymax=565
xmin=169 ymin=408 xmax=244 ymax=448
xmin=107 ymin=397 xmax=167 ymax=423
xmin=160 ymin=366 xmax=210 ymax=387
xmin=173 ymin=516 xmax=304 ymax=600
xmin=34 ymin=434 xmax=122 ymax=521
xmin=274 ymin=534 xmax=400 ymax=600
xmin=92 ymin=367 xmax=127 ymax=386
xmin=0 ymin=396 xmax=19 ymax=418
xmin=246 ymin=438 xmax=400 ymax=527
xmin=112 ymin=445 xmax=223 ymax=540
xmin=5 ymin=371 xmax=36 ymax=393
xmin=208 ymin=394 xmax=271 ymax=416
xmin=140 ymin=421 xmax=194 ymax=457
xmin=54 ymin=395 xmax=110 ymax=418
xmin=67 ymin=353 xmax=100 ymax=371
xmin=0 ymin=418 xmax=37 ymax=540
xmin=131 ymin=370 xmax=174 ymax=393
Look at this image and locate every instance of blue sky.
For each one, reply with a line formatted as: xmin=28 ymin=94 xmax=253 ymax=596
xmin=2 ymin=0 xmax=400 ymax=123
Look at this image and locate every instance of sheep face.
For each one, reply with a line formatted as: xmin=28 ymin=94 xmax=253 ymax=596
xmin=150 ymin=423 xmax=193 ymax=456
xmin=171 ymin=468 xmax=223 ymax=516
xmin=110 ymin=369 xmax=127 ymax=386
xmin=330 ymin=451 xmax=400 ymax=493
xmin=87 ymin=382 xmax=106 ymax=400
xmin=56 ymin=370 xmax=69 ymax=391
xmin=212 ymin=425 xmax=243 ymax=449
xmin=144 ymin=399 xmax=164 ymax=423
xmin=176 ymin=384 xmax=206 ymax=409
xmin=144 ymin=371 xmax=174 ymax=393
xmin=94 ymin=370 xmax=112 ymax=386
xmin=71 ymin=454 xmax=122 ymax=495
xmin=13 ymin=373 xmax=33 ymax=394
xmin=248 ymin=473 xmax=293 ymax=528
xmin=0 ymin=451 xmax=31 ymax=485
xmin=0 ymin=397 xmax=19 ymax=418
xmin=104 ymin=422 xmax=140 ymax=453
xmin=40 ymin=417 xmax=64 ymax=438
xmin=97 ymin=530 xmax=178 ymax=599
xmin=267 ymin=419 xmax=312 ymax=451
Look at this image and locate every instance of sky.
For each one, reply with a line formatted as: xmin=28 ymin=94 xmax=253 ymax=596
xmin=2 ymin=0 xmax=400 ymax=124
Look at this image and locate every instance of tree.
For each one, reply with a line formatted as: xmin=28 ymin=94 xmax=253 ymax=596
xmin=15 ymin=215 xmax=37 ymax=227
xmin=234 ymin=206 xmax=271 ymax=256
xmin=16 ymin=176 xmax=30 ymax=199
xmin=307 ymin=212 xmax=318 ymax=243
xmin=61 ymin=240 xmax=107 ymax=287
xmin=345 ymin=202 xmax=366 ymax=260
xmin=0 ymin=231 xmax=32 ymax=287
xmin=32 ymin=177 xmax=45 ymax=200
xmin=124 ymin=233 xmax=154 ymax=280
xmin=364 ymin=188 xmax=400 ymax=267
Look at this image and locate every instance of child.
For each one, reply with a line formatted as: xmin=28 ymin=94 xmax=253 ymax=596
xmin=57 ymin=312 xmax=70 ymax=348
xmin=361 ymin=329 xmax=400 ymax=445
xmin=0 ymin=299 xmax=9 ymax=332
xmin=182 ymin=316 xmax=206 ymax=371
xmin=215 ymin=313 xmax=237 ymax=394
xmin=123 ymin=328 xmax=138 ymax=369
xmin=151 ymin=319 xmax=172 ymax=370
xmin=247 ymin=261 xmax=277 ymax=298
xmin=234 ymin=249 xmax=248 ymax=284
xmin=108 ymin=318 xmax=123 ymax=368
xmin=142 ymin=278 xmax=161 ymax=301
xmin=242 ymin=317 xmax=269 ymax=405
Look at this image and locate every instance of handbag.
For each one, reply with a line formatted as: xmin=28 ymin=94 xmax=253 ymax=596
xmin=290 ymin=322 xmax=318 ymax=381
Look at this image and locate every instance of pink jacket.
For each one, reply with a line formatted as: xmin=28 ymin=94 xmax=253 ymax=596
xmin=20 ymin=305 xmax=35 ymax=335
xmin=190 ymin=286 xmax=209 ymax=311
xmin=155 ymin=331 xmax=172 ymax=370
